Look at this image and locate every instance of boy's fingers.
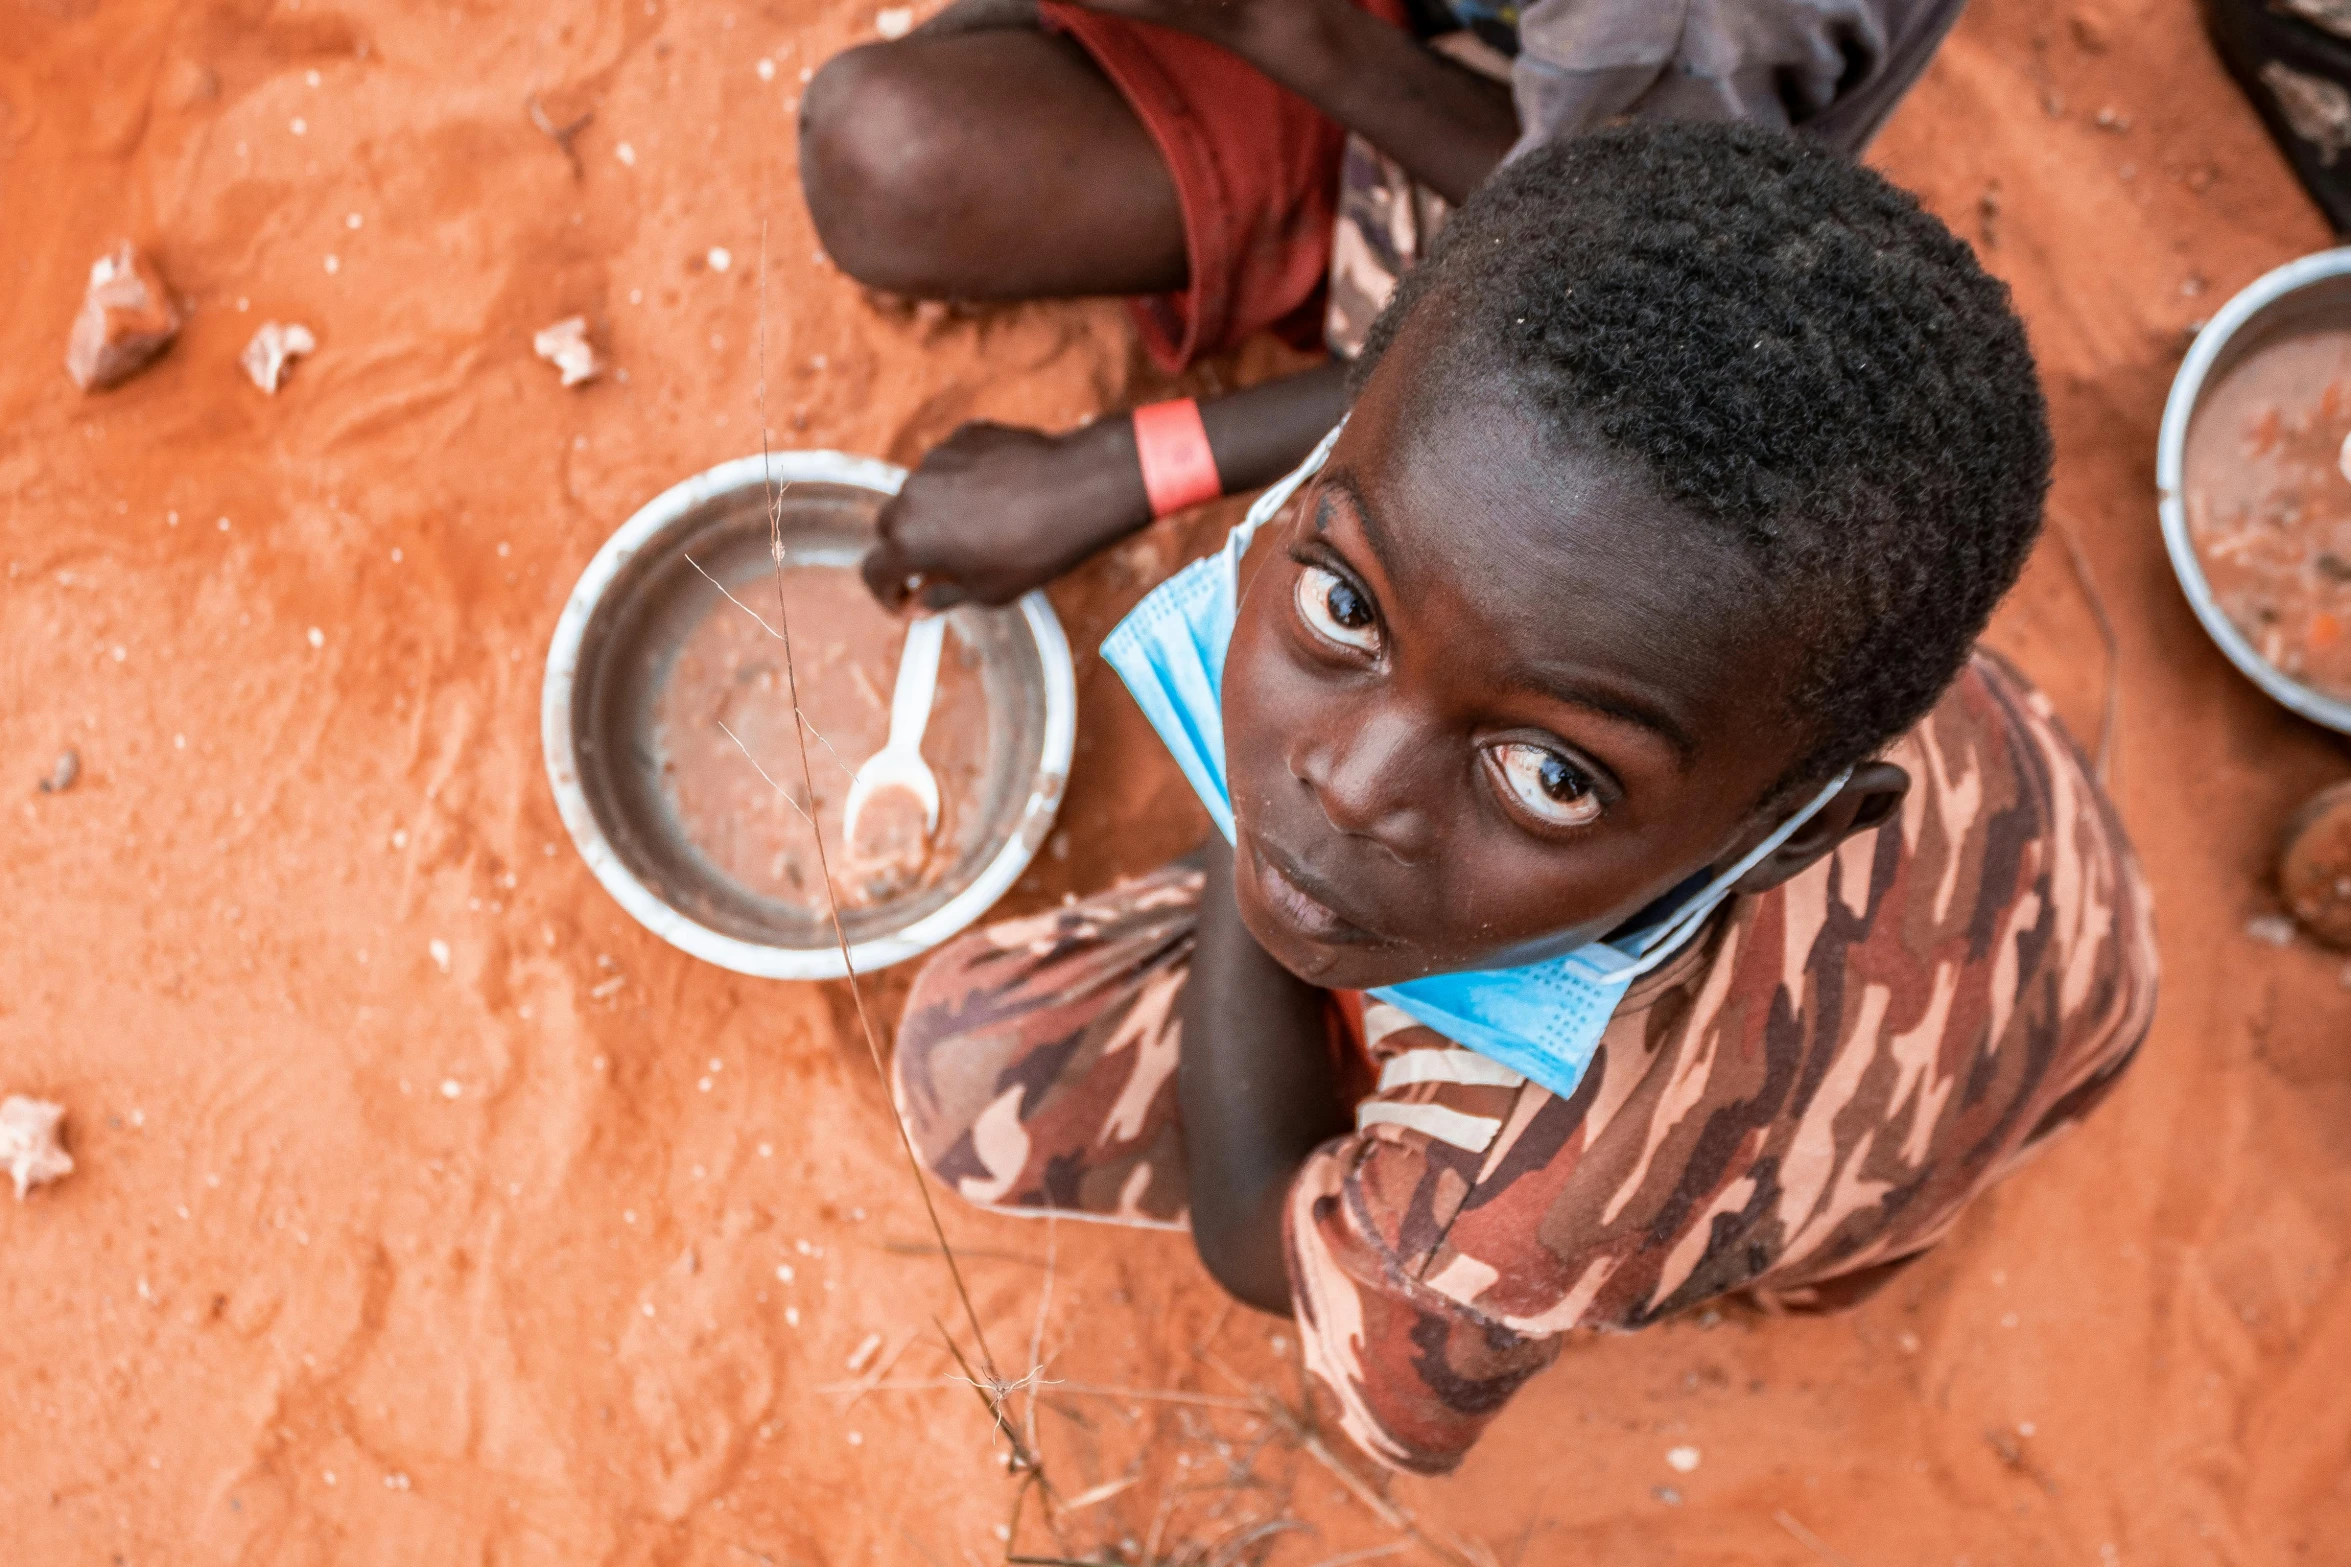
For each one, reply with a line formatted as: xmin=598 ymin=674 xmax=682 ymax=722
xmin=859 ymin=540 xmax=913 ymax=609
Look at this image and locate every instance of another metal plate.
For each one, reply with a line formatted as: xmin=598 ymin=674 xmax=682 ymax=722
xmin=2158 ymin=247 xmax=2351 ymax=736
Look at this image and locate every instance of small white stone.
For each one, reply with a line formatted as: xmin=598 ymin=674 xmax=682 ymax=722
xmin=775 ymin=1263 xmax=793 ymax=1282
xmin=707 ymin=246 xmax=733 ymax=273
xmin=439 ymin=1079 xmax=461 ymax=1099
xmin=1666 ymin=1445 xmax=1701 ymax=1473
xmin=2244 ymin=913 xmax=2297 ymax=947
xmin=1 ymin=1097 xmax=74 ymax=1199
xmin=306 ymin=626 xmax=325 ymax=649
xmin=875 ymin=7 xmax=913 ymax=38
xmin=532 ymin=316 xmax=602 ymax=388
xmin=323 ymin=254 xmax=339 ymax=274
xmin=756 ymin=57 xmax=775 ymax=80
xmin=784 ymin=1306 xmax=800 ymax=1327
xmin=242 ymin=322 xmax=318 ymax=393
xmin=429 ymin=938 xmax=451 ymax=973
xmin=290 ymin=116 xmax=308 ymax=135
xmin=615 ymin=141 xmax=636 ymax=166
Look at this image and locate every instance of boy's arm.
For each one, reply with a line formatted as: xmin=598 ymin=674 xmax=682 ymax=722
xmin=863 ymin=361 xmax=1348 ymax=611
xmin=1068 ymin=0 xmax=1517 ymax=201
xmin=1175 ymin=835 xmax=1356 ymax=1314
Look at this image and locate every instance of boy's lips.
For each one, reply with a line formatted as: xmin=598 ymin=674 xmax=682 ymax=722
xmin=1242 ymin=835 xmax=1386 ymax=947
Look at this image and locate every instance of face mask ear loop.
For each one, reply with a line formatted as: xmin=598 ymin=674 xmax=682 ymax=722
xmin=1619 ymin=769 xmax=1856 ymax=981
xmin=1230 ymin=419 xmax=1346 ymax=557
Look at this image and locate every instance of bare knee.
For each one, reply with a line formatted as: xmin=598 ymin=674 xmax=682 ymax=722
xmin=798 ymin=43 xmax=972 ymax=295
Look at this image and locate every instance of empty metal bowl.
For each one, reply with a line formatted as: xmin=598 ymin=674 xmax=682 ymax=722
xmin=542 ymin=450 xmax=1076 ymax=979
xmin=2159 ymin=247 xmax=2351 ymax=735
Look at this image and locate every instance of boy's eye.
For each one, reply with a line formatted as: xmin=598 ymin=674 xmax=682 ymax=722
xmin=1294 ymin=563 xmax=1380 ymax=654
xmin=1489 ymin=743 xmax=1604 ymax=828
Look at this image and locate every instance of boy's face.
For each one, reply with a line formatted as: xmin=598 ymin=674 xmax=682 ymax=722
xmin=1221 ymin=330 xmax=1819 ymax=991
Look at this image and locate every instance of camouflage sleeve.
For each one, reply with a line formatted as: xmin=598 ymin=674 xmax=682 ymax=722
xmin=1283 ymin=1003 xmax=1566 ymax=1476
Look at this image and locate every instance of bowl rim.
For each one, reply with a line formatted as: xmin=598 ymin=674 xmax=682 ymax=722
xmin=541 ymin=449 xmax=1077 ymax=980
xmin=2157 ymin=245 xmax=2351 ymax=737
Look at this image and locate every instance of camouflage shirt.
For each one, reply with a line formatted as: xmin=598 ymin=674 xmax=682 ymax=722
xmin=1284 ymin=651 xmax=2156 ymax=1471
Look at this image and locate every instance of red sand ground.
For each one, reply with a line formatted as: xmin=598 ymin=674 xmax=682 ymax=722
xmin=6 ymin=1 xmax=2351 ymax=1562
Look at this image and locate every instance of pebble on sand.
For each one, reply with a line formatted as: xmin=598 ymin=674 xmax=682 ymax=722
xmin=2243 ymin=912 xmax=2298 ymax=947
xmin=532 ymin=316 xmax=602 ymax=388
xmin=37 ymin=749 xmax=79 ymax=794
xmin=66 ymin=243 xmax=182 ymax=392
xmin=1 ymin=1096 xmax=74 ymax=1200
xmin=875 ymin=6 xmax=913 ymax=38
xmin=240 ymin=322 xmax=318 ymax=394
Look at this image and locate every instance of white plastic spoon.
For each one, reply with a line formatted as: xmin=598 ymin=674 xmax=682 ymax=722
xmin=843 ymin=612 xmax=947 ymax=849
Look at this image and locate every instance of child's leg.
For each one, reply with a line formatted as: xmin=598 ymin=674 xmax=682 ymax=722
xmin=893 ymin=863 xmax=1206 ymax=1228
xmin=799 ymin=23 xmax=1188 ymax=302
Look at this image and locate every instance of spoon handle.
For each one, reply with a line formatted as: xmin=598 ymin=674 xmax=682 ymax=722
xmin=887 ymin=613 xmax=947 ymax=755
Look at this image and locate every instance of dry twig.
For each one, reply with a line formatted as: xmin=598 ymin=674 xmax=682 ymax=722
xmin=1774 ymin=1509 xmax=1861 ymax=1567
xmin=2051 ymin=511 xmax=2122 ymax=786
xmin=526 ymin=95 xmax=593 ymax=179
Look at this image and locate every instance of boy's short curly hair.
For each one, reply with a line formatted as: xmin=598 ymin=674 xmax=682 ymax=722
xmin=1355 ymin=121 xmax=2052 ymax=795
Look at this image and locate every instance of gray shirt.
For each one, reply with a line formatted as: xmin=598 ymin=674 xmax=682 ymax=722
xmin=1505 ymin=0 xmax=1969 ymax=156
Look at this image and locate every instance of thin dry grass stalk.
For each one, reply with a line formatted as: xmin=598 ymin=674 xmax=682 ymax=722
xmin=1773 ymin=1509 xmax=1862 ymax=1567
xmin=2051 ymin=509 xmax=2122 ymax=786
xmin=742 ymin=199 xmax=1058 ymax=1531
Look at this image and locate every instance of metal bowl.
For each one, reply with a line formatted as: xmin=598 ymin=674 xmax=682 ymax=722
xmin=542 ymin=451 xmax=1076 ymax=979
xmin=2158 ymin=247 xmax=2351 ymax=735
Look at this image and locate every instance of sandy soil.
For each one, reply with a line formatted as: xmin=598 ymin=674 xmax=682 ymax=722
xmin=5 ymin=1 xmax=2351 ymax=1562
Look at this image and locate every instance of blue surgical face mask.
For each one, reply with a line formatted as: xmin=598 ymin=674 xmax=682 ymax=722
xmin=1099 ymin=426 xmax=1849 ymax=1101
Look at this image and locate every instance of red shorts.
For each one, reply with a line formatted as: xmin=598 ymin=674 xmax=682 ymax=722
xmin=1037 ymin=0 xmax=1411 ymax=372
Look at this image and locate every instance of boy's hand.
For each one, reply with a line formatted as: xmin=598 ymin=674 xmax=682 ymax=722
xmin=860 ymin=417 xmax=1150 ymax=611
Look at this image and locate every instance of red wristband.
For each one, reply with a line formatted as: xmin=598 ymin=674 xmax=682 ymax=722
xmin=1132 ymin=398 xmax=1223 ymax=518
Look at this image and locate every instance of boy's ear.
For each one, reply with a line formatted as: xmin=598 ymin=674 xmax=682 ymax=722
xmin=1728 ymin=762 xmax=1910 ymax=896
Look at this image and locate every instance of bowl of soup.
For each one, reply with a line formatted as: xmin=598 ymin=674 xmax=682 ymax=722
xmin=2160 ymin=247 xmax=2351 ymax=734
xmin=543 ymin=451 xmax=1076 ymax=979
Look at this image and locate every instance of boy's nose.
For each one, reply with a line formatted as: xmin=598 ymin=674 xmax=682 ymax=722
xmin=1293 ymin=709 xmax=1431 ymax=862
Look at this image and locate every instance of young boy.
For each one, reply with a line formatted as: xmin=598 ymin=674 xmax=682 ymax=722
xmin=885 ymin=124 xmax=2158 ymax=1476
xmin=798 ymin=0 xmax=1969 ymax=614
